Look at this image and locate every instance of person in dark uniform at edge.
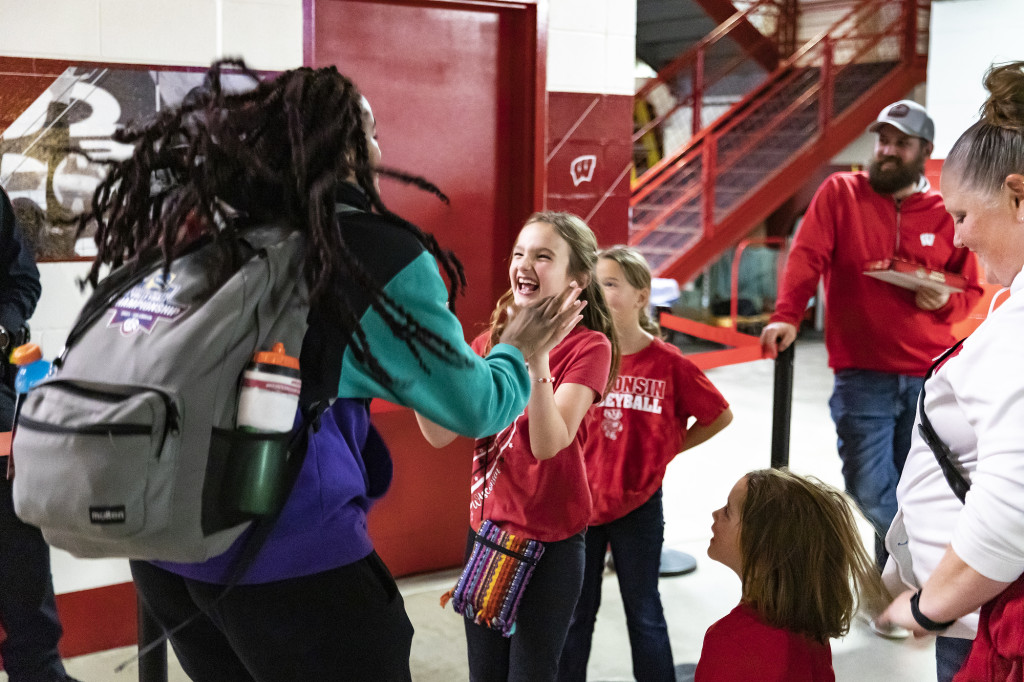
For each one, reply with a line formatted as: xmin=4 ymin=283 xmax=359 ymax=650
xmin=0 ymin=186 xmax=82 ymax=682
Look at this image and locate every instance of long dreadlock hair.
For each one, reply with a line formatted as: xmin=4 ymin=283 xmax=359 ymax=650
xmin=80 ymin=59 xmax=468 ymax=385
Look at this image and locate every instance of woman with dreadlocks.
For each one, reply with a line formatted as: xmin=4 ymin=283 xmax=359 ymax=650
xmin=88 ymin=61 xmax=581 ymax=681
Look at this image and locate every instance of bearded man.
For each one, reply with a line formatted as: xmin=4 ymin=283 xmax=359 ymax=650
xmin=759 ymin=100 xmax=983 ymax=593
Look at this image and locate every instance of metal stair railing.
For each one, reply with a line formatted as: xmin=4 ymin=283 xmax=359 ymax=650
xmin=631 ymin=0 xmax=929 ymax=279
xmin=634 ymin=0 xmax=786 ymax=166
xmin=637 ymin=0 xmax=917 ymax=205
xmin=712 ymin=2 xmax=909 ymax=186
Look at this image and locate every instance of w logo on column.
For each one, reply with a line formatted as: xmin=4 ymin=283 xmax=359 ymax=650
xmin=570 ymin=155 xmax=596 ymax=187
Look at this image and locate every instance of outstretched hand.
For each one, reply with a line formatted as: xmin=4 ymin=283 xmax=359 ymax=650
xmin=499 ymin=283 xmax=586 ymax=362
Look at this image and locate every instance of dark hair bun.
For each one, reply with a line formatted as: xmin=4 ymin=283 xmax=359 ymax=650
xmin=983 ymin=61 xmax=1024 ymax=132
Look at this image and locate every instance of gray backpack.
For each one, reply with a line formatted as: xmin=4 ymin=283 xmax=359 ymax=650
xmin=12 ymin=224 xmax=309 ymax=563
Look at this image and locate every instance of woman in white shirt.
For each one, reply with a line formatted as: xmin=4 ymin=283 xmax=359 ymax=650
xmin=878 ymin=60 xmax=1024 ymax=682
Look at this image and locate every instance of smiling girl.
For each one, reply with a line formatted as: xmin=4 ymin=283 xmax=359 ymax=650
xmin=418 ymin=211 xmax=618 ymax=681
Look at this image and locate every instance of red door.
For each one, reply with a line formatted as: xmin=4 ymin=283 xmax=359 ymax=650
xmin=307 ymin=0 xmax=545 ymax=576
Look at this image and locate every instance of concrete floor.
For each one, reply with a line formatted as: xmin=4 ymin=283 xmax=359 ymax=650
xmin=20 ymin=338 xmax=940 ymax=681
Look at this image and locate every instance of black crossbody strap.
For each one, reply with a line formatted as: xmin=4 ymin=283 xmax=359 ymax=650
xmin=472 ymin=531 xmax=540 ymax=566
xmin=917 ymin=338 xmax=970 ymax=504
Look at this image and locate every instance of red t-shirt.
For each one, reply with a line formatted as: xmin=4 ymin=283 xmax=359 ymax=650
xmin=585 ymin=337 xmax=729 ymax=525
xmin=695 ymin=604 xmax=834 ymax=682
xmin=468 ymin=326 xmax=612 ymax=542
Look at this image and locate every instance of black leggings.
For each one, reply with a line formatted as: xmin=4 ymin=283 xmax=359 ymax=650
xmin=131 ymin=552 xmax=413 ymax=682
xmin=464 ymin=530 xmax=585 ymax=682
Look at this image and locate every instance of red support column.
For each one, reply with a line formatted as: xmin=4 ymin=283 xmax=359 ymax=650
xmin=780 ymin=0 xmax=799 ymax=58
xmin=901 ymin=0 xmax=917 ymax=63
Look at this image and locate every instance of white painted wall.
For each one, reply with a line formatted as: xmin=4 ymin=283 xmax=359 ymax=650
xmin=927 ymin=0 xmax=1024 ymax=157
xmin=548 ymin=0 xmax=637 ymax=95
xmin=832 ymin=0 xmax=1024 ymax=167
xmin=0 ymin=0 xmax=303 ymax=70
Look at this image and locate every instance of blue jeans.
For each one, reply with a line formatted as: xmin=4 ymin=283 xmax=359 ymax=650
xmin=829 ymin=370 xmax=924 ymax=567
xmin=558 ymin=490 xmax=674 ymax=682
xmin=0 ymin=458 xmax=71 ymax=682
xmin=935 ymin=636 xmax=973 ymax=682
xmin=465 ymin=531 xmax=585 ymax=682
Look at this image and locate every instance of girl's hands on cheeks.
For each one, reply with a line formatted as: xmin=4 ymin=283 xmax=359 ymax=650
xmin=499 ymin=282 xmax=586 ymax=362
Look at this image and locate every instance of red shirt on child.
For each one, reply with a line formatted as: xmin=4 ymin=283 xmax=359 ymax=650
xmin=695 ymin=603 xmax=834 ymax=682
xmin=585 ymin=337 xmax=729 ymax=526
xmin=469 ymin=326 xmax=611 ymax=542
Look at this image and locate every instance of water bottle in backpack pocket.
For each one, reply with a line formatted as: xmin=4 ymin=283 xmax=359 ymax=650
xmin=220 ymin=342 xmax=302 ymax=517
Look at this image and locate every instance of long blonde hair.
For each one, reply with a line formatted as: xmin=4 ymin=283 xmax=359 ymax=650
xmin=598 ymin=245 xmax=662 ymax=338
xmin=486 ymin=212 xmax=619 ymax=393
xmin=739 ymin=468 xmax=889 ymax=643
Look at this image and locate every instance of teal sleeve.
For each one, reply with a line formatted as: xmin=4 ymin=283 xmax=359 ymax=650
xmin=338 ymin=251 xmax=530 ymax=438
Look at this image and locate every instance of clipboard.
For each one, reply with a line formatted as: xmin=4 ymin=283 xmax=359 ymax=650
xmin=863 ymin=258 xmax=966 ymax=295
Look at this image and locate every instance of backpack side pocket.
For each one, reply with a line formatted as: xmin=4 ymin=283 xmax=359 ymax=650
xmin=201 ymin=426 xmax=293 ymax=534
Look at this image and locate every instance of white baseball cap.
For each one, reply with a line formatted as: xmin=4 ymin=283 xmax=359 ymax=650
xmin=868 ymin=100 xmax=935 ymax=143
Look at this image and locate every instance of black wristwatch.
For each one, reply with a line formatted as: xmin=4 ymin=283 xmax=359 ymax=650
xmin=910 ymin=590 xmax=956 ymax=631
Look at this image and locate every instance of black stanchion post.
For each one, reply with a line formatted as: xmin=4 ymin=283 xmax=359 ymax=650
xmin=770 ymin=343 xmax=794 ymax=469
xmin=137 ymin=596 xmax=167 ymax=682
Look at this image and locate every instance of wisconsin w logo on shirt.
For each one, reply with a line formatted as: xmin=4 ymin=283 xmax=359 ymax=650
xmin=920 ymin=233 xmax=936 ymax=246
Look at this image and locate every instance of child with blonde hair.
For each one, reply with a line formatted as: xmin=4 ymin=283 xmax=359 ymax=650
xmin=559 ymin=245 xmax=732 ymax=681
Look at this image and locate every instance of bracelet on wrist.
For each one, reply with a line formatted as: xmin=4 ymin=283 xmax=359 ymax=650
xmin=909 ymin=590 xmax=956 ymax=631
xmin=535 ymin=376 xmax=555 ymax=384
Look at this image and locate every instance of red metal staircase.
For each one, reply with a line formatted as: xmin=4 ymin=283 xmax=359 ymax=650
xmin=631 ymin=0 xmax=931 ymax=285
